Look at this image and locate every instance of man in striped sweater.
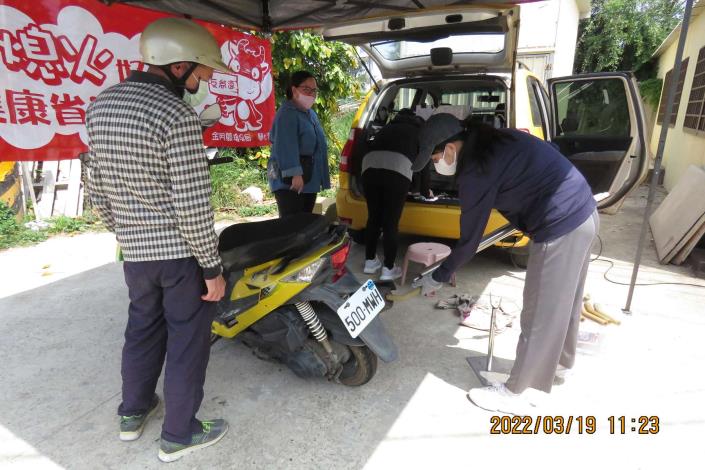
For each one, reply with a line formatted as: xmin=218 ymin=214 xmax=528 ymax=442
xmin=86 ymin=18 xmax=230 ymax=462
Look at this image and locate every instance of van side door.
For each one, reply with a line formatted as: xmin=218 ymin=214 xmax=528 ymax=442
xmin=547 ymin=72 xmax=649 ymax=212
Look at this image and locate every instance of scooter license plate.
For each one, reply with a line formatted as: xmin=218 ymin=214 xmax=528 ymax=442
xmin=336 ymin=279 xmax=385 ymax=339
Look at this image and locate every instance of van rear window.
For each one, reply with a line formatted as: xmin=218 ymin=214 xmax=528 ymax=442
xmin=372 ymin=34 xmax=505 ymax=61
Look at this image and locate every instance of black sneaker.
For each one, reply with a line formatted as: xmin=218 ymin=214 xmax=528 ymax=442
xmin=158 ymin=419 xmax=229 ymax=463
xmin=119 ymin=395 xmax=160 ymax=442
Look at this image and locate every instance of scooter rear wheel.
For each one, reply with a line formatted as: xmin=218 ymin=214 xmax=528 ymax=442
xmin=338 ymin=346 xmax=377 ymax=386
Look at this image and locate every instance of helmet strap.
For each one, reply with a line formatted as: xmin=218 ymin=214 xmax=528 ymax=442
xmin=160 ymin=62 xmax=199 ymax=98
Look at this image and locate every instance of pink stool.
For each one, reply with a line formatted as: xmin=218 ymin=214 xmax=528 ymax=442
xmin=401 ymin=242 xmax=454 ymax=286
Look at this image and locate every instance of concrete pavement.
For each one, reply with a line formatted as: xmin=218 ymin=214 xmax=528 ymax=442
xmin=1 ymin=185 xmax=703 ymax=470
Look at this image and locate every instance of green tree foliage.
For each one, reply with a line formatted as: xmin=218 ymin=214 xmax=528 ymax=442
xmin=575 ymin=0 xmax=683 ymax=75
xmin=639 ymin=77 xmax=664 ymax=107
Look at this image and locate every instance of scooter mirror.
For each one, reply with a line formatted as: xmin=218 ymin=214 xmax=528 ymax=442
xmin=199 ymin=103 xmax=221 ymax=128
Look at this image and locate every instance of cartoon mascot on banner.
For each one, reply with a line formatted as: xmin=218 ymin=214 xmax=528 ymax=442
xmin=211 ymin=39 xmax=272 ymax=132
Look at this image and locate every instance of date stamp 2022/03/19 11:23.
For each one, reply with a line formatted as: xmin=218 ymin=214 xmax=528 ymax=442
xmin=489 ymin=415 xmax=660 ymax=435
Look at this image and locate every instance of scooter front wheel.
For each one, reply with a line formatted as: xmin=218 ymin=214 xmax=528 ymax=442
xmin=338 ymin=345 xmax=378 ymax=386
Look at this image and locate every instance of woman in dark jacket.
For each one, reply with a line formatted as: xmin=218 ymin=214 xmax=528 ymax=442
xmin=268 ymin=70 xmax=329 ymax=217
xmin=412 ymin=113 xmax=599 ymax=415
xmin=361 ymin=110 xmax=423 ymax=281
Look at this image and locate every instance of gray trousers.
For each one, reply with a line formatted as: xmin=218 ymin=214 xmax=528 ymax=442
xmin=506 ymin=209 xmax=599 ymax=394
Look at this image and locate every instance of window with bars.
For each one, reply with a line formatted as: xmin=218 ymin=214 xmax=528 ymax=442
xmin=684 ymin=46 xmax=705 ymax=132
xmin=657 ymin=58 xmax=689 ymax=126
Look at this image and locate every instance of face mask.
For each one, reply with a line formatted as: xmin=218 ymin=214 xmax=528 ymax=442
xmin=182 ymin=78 xmax=209 ymax=108
xmin=295 ymin=94 xmax=316 ymax=110
xmin=434 ymin=146 xmax=457 ymax=176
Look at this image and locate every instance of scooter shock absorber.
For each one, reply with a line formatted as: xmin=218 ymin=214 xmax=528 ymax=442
xmin=294 ymin=302 xmax=334 ymax=355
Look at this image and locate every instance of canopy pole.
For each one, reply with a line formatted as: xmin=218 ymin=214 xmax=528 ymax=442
xmin=624 ymin=0 xmax=694 ymax=313
xmin=262 ymin=0 xmax=271 ymax=32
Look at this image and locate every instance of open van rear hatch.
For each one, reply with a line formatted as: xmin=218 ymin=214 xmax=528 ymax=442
xmin=321 ymin=5 xmax=519 ymax=78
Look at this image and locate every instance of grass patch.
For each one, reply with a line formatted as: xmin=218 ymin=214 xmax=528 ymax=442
xmin=210 ymin=153 xmax=269 ymax=212
xmin=0 ymin=202 xmax=107 ymax=250
xmin=0 ymin=202 xmax=47 ymax=249
xmin=47 ymin=211 xmax=104 ymax=234
xmin=236 ymin=204 xmax=278 ymax=217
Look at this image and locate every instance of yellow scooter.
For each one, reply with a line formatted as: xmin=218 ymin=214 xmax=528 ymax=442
xmin=200 ymin=108 xmax=395 ymax=386
xmin=211 ymin=207 xmax=397 ymax=386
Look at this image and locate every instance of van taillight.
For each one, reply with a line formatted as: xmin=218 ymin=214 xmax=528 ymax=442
xmin=331 ymin=241 xmax=351 ymax=280
xmin=339 ymin=128 xmax=360 ymax=173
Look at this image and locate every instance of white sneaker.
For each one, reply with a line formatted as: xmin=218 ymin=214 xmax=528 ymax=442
xmin=363 ymin=257 xmax=382 ymax=274
xmin=467 ymin=383 xmax=535 ymax=415
xmin=379 ymin=265 xmax=402 ymax=281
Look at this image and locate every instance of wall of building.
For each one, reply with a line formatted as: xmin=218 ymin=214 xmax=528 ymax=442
xmin=517 ymin=0 xmax=582 ymax=81
xmin=553 ymin=0 xmax=580 ymax=77
xmin=651 ymin=10 xmax=705 ymax=191
xmin=518 ymin=1 xmax=560 ymax=52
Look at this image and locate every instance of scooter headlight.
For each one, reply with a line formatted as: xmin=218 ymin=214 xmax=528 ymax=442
xmin=283 ymin=258 xmax=326 ymax=283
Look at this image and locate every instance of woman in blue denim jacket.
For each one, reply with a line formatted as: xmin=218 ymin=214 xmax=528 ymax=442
xmin=268 ymin=71 xmax=330 ymax=216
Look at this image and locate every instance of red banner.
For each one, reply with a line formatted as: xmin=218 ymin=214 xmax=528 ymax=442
xmin=0 ymin=0 xmax=275 ymax=161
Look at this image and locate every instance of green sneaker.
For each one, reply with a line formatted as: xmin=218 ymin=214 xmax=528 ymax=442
xmin=158 ymin=419 xmax=229 ymax=463
xmin=119 ymin=395 xmax=160 ymax=442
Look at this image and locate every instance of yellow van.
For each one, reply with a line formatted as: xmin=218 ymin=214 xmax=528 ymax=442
xmin=326 ymin=5 xmax=649 ymax=265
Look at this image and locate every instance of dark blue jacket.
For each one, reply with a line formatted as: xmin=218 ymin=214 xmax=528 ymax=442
xmin=433 ymin=129 xmax=596 ymax=283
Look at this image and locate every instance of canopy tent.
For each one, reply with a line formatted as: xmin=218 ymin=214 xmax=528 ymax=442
xmin=99 ymin=0 xmax=540 ymax=32
xmin=98 ymin=0 xmax=698 ymax=312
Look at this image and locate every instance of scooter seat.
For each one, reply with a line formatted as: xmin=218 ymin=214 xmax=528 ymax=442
xmin=218 ymin=213 xmax=329 ymax=272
